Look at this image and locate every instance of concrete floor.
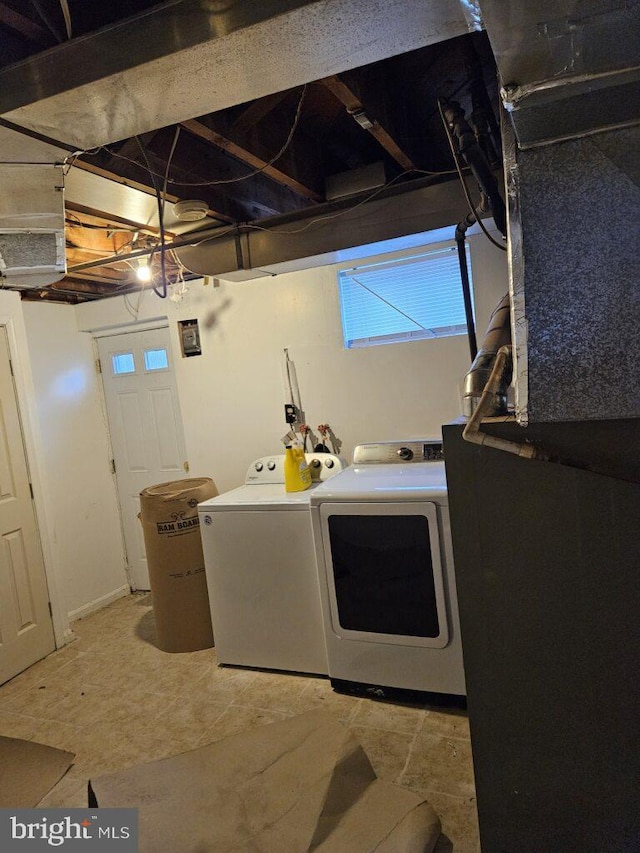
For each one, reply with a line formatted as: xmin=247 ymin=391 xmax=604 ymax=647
xmin=0 ymin=594 xmax=479 ymax=851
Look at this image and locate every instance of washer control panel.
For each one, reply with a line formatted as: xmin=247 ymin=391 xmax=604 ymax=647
xmin=245 ymin=453 xmax=346 ymax=484
xmin=353 ymin=439 xmax=444 ymax=465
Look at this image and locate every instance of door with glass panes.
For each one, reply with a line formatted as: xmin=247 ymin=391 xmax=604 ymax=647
xmin=97 ymin=327 xmax=188 ymax=590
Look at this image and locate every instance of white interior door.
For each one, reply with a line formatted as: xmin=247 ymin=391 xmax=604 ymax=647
xmin=97 ymin=327 xmax=188 ymax=590
xmin=0 ymin=326 xmax=55 ymax=685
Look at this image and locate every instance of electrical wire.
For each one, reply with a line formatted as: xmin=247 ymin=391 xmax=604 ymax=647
xmin=98 ymin=85 xmax=309 ymax=189
xmin=201 ymin=169 xmax=430 ymax=240
xmin=65 ymin=213 xmax=137 ymax=233
xmin=162 ymin=127 xmax=181 ymax=214
xmin=183 ymin=164 xmax=463 ymax=250
xmin=175 ymin=84 xmax=308 ymax=186
xmin=437 ymin=99 xmax=506 ymax=252
xmin=64 ymin=163 xmax=468 ymax=279
xmin=59 ymin=0 xmax=72 ymax=39
xmin=134 ymin=135 xmax=168 ymax=299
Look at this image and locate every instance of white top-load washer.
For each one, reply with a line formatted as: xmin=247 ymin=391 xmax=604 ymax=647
xmin=198 ymin=453 xmax=346 ymax=675
xmin=310 ymin=439 xmax=465 ymax=696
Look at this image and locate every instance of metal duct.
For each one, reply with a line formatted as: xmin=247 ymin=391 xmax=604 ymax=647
xmin=480 ymin=0 xmax=640 ymax=147
xmin=0 ymin=162 xmax=65 ymax=288
xmin=0 ymin=0 xmax=472 ymax=150
xmin=172 ymin=176 xmax=475 ymax=279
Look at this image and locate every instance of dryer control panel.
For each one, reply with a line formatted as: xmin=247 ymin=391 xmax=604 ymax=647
xmin=353 ymin=439 xmax=444 ymax=465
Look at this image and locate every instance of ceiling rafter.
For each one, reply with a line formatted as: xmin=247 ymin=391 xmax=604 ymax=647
xmin=73 ymin=159 xmax=233 ymax=225
xmin=180 ymin=119 xmax=323 ymax=203
xmin=320 ymin=74 xmax=416 ymax=172
xmin=64 ymin=206 xmax=158 ymax=239
xmin=230 ymin=90 xmax=293 ymax=136
xmin=59 ymin=270 xmax=130 ymax=287
xmin=0 ymin=3 xmax=51 ymax=44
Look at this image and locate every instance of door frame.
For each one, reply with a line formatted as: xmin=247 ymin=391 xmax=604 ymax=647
xmin=91 ymin=320 xmax=180 ymax=590
xmin=0 ymin=315 xmax=68 ymax=649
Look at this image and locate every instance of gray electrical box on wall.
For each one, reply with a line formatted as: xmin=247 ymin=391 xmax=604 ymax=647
xmin=179 ymin=319 xmax=201 ymax=357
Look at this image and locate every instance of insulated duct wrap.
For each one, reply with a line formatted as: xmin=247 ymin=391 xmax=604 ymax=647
xmin=462 ymin=293 xmax=512 ymax=417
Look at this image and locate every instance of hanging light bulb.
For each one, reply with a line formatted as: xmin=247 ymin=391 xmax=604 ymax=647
xmin=136 ymin=258 xmax=152 ymax=282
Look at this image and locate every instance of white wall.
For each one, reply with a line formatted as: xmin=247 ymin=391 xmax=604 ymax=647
xmin=77 ymin=229 xmax=508 ymax=494
xmin=22 ymin=302 xmax=129 ymax=620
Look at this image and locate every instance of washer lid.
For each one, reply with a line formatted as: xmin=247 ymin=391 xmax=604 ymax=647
xmin=198 ymin=482 xmax=318 ymax=510
xmin=309 ymin=461 xmax=448 ymax=503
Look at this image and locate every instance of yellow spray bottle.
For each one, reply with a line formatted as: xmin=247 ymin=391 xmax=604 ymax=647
xmin=284 ymin=444 xmax=312 ymax=492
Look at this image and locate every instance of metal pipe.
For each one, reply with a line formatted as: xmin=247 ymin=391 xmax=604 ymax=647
xmin=66 ymin=169 xmax=467 ymax=275
xmin=442 ymin=100 xmax=507 ymax=237
xmin=463 ymin=345 xmax=548 ymax=460
xmin=66 ymin=225 xmax=236 ymax=273
xmin=455 ymin=213 xmax=478 ymax=361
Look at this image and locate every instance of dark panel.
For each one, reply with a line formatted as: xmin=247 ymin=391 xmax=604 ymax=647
xmin=442 ymin=420 xmax=640 ymax=853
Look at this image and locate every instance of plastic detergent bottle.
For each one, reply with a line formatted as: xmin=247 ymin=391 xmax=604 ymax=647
xmin=284 ymin=444 xmax=312 ymax=492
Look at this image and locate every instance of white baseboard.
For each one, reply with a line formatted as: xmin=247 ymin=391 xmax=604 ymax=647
xmin=67 ymin=584 xmax=131 ymax=622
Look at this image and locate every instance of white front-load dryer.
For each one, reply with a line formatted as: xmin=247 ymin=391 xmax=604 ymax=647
xmin=310 ymin=439 xmax=465 ymax=696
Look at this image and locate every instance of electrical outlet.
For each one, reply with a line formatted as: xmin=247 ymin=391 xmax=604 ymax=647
xmin=284 ymin=404 xmax=297 ymax=424
xmin=178 ymin=319 xmax=201 ymax=356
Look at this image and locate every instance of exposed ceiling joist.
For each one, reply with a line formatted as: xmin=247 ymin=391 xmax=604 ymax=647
xmin=71 ymin=160 xmax=230 ymax=226
xmin=321 ymin=75 xmax=416 ymax=172
xmin=180 ymin=119 xmax=323 ymax=203
xmin=0 ymin=1 xmax=502 ymax=303
xmin=231 ymin=91 xmax=294 ymax=136
xmin=62 ymin=267 xmax=129 ymax=286
xmin=0 ymin=3 xmax=51 ymax=44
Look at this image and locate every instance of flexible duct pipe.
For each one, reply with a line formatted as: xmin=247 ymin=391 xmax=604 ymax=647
xmin=462 ymin=293 xmax=512 ymax=417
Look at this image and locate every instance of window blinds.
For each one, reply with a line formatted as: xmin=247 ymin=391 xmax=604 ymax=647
xmin=338 ymin=245 xmax=471 ymax=348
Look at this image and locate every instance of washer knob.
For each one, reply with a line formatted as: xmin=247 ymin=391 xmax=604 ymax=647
xmin=310 ymin=458 xmax=322 ymax=469
xmin=397 ymin=447 xmax=413 ymax=461
xmin=267 ymin=460 xmax=276 ymax=471
xmin=254 ymin=462 xmax=263 ymax=472
xmin=324 ymin=458 xmax=335 ymax=468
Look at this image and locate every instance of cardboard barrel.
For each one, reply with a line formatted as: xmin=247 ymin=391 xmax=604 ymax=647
xmin=139 ymin=478 xmax=217 ymax=653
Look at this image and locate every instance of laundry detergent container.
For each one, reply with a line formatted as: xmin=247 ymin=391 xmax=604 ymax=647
xmin=139 ymin=478 xmax=217 ymax=653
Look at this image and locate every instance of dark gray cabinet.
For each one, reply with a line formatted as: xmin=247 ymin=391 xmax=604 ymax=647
xmin=442 ymin=420 xmax=640 ymax=853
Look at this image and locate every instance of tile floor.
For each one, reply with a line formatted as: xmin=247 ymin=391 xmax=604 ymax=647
xmin=0 ymin=593 xmax=479 ymax=851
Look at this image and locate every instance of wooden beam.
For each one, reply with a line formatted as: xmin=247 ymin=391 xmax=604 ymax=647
xmin=65 ymin=202 xmax=163 ymax=238
xmin=65 ymin=246 xmax=131 ymax=267
xmin=321 ymin=75 xmax=416 ymax=172
xmin=66 ymin=225 xmax=134 ymax=256
xmin=0 ymin=3 xmax=51 ymax=44
xmin=180 ymin=119 xmax=323 ymax=203
xmin=52 ymin=276 xmax=131 ymax=294
xmin=73 ymin=160 xmax=234 ymax=225
xmin=63 ymin=271 xmax=131 ymax=288
xmin=231 ymin=90 xmax=293 ymax=135
xmin=21 ymin=290 xmax=82 ymax=304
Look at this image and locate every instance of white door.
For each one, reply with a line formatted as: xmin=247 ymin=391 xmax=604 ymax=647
xmin=0 ymin=326 xmax=55 ymax=685
xmin=97 ymin=327 xmax=189 ymax=590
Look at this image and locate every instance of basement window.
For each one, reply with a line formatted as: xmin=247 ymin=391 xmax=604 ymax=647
xmin=338 ymin=244 xmax=471 ymax=349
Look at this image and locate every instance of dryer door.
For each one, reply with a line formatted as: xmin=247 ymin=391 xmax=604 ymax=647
xmin=318 ymin=501 xmax=449 ymax=649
